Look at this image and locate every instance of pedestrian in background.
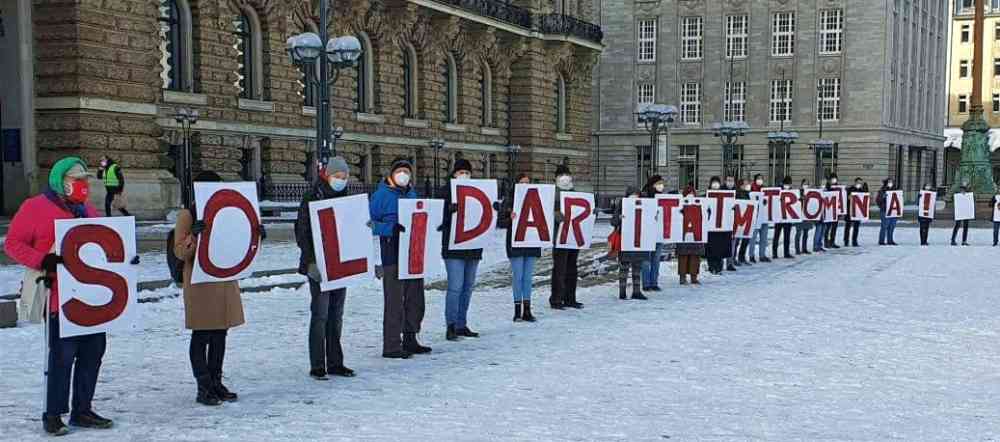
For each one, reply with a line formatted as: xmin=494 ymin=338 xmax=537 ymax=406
xmin=98 ymin=156 xmax=130 ymax=217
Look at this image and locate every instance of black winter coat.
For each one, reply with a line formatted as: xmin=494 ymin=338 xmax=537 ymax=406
xmin=295 ymin=181 xmax=351 ymax=275
xmin=610 ymin=197 xmax=648 ymax=263
xmin=438 ymin=182 xmax=484 ymax=261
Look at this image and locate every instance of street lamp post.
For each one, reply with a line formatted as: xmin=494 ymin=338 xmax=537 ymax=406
xmin=287 ymin=10 xmax=362 ymax=173
xmin=713 ymin=121 xmax=749 ymax=178
xmin=636 ymin=104 xmax=678 ymax=182
xmin=429 ymin=138 xmax=446 ymax=198
xmin=173 ymin=107 xmax=199 ymax=209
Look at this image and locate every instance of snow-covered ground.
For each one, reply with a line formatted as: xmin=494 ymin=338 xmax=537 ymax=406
xmin=2 ymin=225 xmax=1000 ymax=441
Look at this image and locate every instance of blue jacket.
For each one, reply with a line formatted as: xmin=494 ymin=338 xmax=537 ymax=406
xmin=370 ymin=179 xmax=417 ymax=266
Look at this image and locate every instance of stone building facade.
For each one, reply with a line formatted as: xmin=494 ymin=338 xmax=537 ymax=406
xmin=0 ymin=0 xmax=602 ymax=217
xmin=592 ymin=0 xmax=946 ymax=204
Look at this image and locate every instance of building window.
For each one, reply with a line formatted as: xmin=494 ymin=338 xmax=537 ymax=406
xmin=725 ymin=15 xmax=748 ymax=59
xmin=961 ymin=24 xmax=971 ymax=43
xmin=959 ymin=95 xmax=969 ymax=113
xmin=681 ymin=17 xmax=703 ymax=60
xmin=444 ymin=52 xmax=458 ymax=123
xmin=637 ymin=19 xmax=657 ymax=63
xmin=680 ymin=82 xmax=701 ymax=124
xmin=159 ymin=0 xmax=192 ymax=92
xmin=235 ymin=8 xmax=263 ymax=100
xmin=401 ymin=43 xmax=418 ymax=118
xmin=769 ymin=79 xmax=793 ymax=123
xmin=769 ymin=142 xmax=790 ymax=185
xmin=771 ymin=12 xmax=795 ymax=57
xmin=480 ymin=62 xmax=493 ymax=127
xmin=960 ymin=60 xmax=969 ymax=78
xmin=355 ymin=33 xmax=374 ymax=113
xmin=556 ymin=74 xmax=567 ymax=132
xmin=817 ymin=78 xmax=841 ymax=122
xmin=994 ymin=94 xmax=999 ymax=113
xmin=723 ymin=144 xmax=745 ymax=179
xmin=995 ymin=22 xmax=1000 ymax=40
xmin=678 ymin=145 xmax=699 ymax=190
xmin=637 ymin=83 xmax=655 ymax=109
xmin=724 ymin=81 xmax=746 ymax=122
xmin=818 ymin=9 xmax=843 ymax=55
xmin=994 ymin=58 xmax=1000 ymax=77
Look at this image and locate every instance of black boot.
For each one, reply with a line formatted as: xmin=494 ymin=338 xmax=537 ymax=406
xmin=457 ymin=327 xmax=480 ymax=338
xmin=43 ymin=414 xmax=69 ymax=436
xmin=513 ymin=302 xmax=523 ymax=322
xmin=309 ymin=368 xmax=329 ymax=380
xmin=749 ymin=256 xmax=756 ymax=263
xmin=446 ymin=324 xmax=460 ymax=341
xmin=619 ymin=290 xmax=627 ymax=300
xmin=196 ymin=376 xmax=222 ymax=406
xmin=212 ymin=375 xmax=238 ymax=402
xmin=726 ymin=263 xmax=737 ymax=271
xmin=403 ymin=333 xmax=432 ymax=354
xmin=521 ymin=301 xmax=537 ymax=322
xmin=329 ymin=365 xmax=357 ymax=377
xmin=631 ymin=291 xmax=648 ymax=300
xmin=382 ymin=350 xmax=412 ymax=359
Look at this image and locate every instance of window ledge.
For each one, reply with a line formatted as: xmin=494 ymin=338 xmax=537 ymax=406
xmin=480 ymin=127 xmax=503 ymax=136
xmin=403 ymin=118 xmax=430 ymax=128
xmin=238 ymin=98 xmax=275 ymax=112
xmin=556 ymin=132 xmax=573 ymax=141
xmin=356 ymin=113 xmax=386 ymax=124
xmin=818 ymin=52 xmax=842 ymax=57
xmin=163 ymin=90 xmax=208 ymax=106
xmin=444 ymin=123 xmax=467 ymax=133
xmin=302 ymin=106 xmax=317 ymax=116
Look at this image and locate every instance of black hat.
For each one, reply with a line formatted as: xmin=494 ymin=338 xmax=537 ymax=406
xmin=782 ymin=176 xmax=792 ymax=185
xmin=452 ymin=158 xmax=472 ymax=175
xmin=194 ymin=171 xmax=223 ymax=182
xmin=555 ymin=164 xmax=571 ymax=177
xmin=390 ymin=157 xmax=413 ymax=173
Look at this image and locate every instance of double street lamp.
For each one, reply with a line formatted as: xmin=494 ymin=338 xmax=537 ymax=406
xmin=713 ymin=121 xmax=749 ymax=179
xmin=636 ymin=103 xmax=677 ymax=184
xmin=287 ymin=18 xmax=362 ymax=171
xmin=428 ymin=138 xmax=446 ymax=197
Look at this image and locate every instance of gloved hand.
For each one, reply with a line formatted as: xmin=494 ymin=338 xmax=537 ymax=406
xmin=437 ymin=223 xmax=446 ymax=232
xmin=555 ymin=212 xmax=565 ymax=223
xmin=394 ymin=224 xmax=406 ymax=234
xmin=449 ymin=205 xmax=458 ymax=213
xmin=130 ymin=256 xmax=141 ymax=265
xmin=306 ymin=263 xmax=321 ymax=282
xmin=492 ymin=202 xmax=502 ymax=211
xmin=40 ymin=254 xmax=63 ymax=272
xmin=191 ymin=221 xmax=207 ymax=236
xmin=258 ymin=224 xmax=267 ymax=240
xmin=366 ymin=220 xmax=374 ymax=229
xmin=375 ymin=265 xmax=384 ymax=280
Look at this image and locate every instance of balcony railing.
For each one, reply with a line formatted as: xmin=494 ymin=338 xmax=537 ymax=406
xmin=437 ymin=0 xmax=532 ymax=29
xmin=539 ymin=13 xmax=604 ymax=44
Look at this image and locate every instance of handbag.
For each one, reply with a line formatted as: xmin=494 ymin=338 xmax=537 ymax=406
xmin=19 ymin=269 xmax=48 ymax=323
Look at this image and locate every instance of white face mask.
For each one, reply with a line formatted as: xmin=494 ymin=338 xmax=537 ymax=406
xmin=100 ymin=160 xmax=108 ymax=168
xmin=455 ymin=173 xmax=471 ymax=180
xmin=855 ymin=183 xmax=862 ymax=189
xmin=328 ymin=176 xmax=347 ymax=191
xmin=783 ymin=184 xmax=791 ymax=190
xmin=801 ymin=184 xmax=808 ymax=189
xmin=557 ymin=176 xmax=573 ymax=189
xmin=742 ymin=184 xmax=751 ymax=191
xmin=755 ymin=179 xmax=763 ymax=186
xmin=831 ymin=179 xmax=838 ymax=184
xmin=725 ymin=181 xmax=735 ymax=188
xmin=654 ymin=183 xmax=665 ymax=193
xmin=394 ymin=172 xmax=411 ymax=187
xmin=887 ymin=181 xmax=894 ymax=188
xmin=710 ymin=182 xmax=721 ymax=190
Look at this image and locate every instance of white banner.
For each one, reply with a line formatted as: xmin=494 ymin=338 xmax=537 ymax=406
xmin=705 ymin=190 xmax=736 ymax=232
xmin=309 ymin=194 xmax=376 ymax=291
xmin=398 ymin=199 xmax=444 ymax=280
xmin=555 ymin=192 xmax=596 ymax=250
xmin=760 ymin=187 xmax=782 ymax=224
xmin=54 ymin=217 xmax=138 ymax=338
xmin=802 ymin=189 xmax=825 ymax=221
xmin=655 ymin=194 xmax=683 ymax=244
xmin=621 ymin=197 xmax=658 ymax=252
xmin=918 ymin=190 xmax=937 ymax=219
xmin=511 ymin=184 xmax=556 ymax=249
xmin=833 ymin=185 xmax=848 ymax=217
xmin=885 ymin=190 xmax=904 ymax=219
xmin=954 ymin=192 xmax=975 ymax=221
xmin=449 ymin=179 xmax=498 ymax=250
xmin=849 ymin=192 xmax=872 ymax=222
xmin=678 ymin=197 xmax=710 ymax=243
xmin=749 ymin=192 xmax=764 ymax=230
xmin=777 ymin=189 xmax=804 ymax=223
xmin=822 ymin=191 xmax=839 ymax=222
xmin=732 ymin=200 xmax=758 ymax=239
xmin=191 ymin=182 xmax=262 ymax=284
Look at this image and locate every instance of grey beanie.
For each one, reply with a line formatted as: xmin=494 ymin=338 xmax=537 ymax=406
xmin=325 ymin=156 xmax=349 ymax=174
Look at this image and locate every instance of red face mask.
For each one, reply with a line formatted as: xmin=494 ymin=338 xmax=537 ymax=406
xmin=65 ymin=179 xmax=90 ymax=204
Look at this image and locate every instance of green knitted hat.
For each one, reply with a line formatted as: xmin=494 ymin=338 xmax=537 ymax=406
xmin=48 ymin=157 xmax=89 ymax=195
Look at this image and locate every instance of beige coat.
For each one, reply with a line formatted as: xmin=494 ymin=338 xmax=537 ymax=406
xmin=174 ymin=209 xmax=245 ymax=330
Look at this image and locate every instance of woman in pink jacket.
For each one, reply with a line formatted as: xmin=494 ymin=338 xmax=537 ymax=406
xmin=4 ymin=157 xmax=115 ymax=436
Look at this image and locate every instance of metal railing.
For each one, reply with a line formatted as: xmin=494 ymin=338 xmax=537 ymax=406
xmin=261 ymin=182 xmax=379 ymax=202
xmin=436 ymin=0 xmax=532 ymax=28
xmin=539 ymin=13 xmax=604 ymax=44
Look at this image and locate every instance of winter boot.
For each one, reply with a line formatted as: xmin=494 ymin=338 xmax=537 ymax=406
xmin=749 ymin=256 xmax=756 ymax=263
xmin=679 ymin=275 xmax=688 ymax=285
xmin=69 ymin=410 xmax=113 ymax=429
xmin=760 ymin=257 xmax=772 ymax=263
xmin=521 ymin=301 xmax=537 ymax=322
xmin=329 ymin=366 xmax=357 ymax=377
xmin=446 ymin=324 xmax=460 ymax=341
xmin=631 ymin=291 xmax=648 ymax=300
xmin=619 ymin=290 xmax=628 ymax=300
xmin=212 ymin=375 xmax=238 ymax=402
xmin=691 ymin=275 xmax=701 ymax=285
xmin=309 ymin=368 xmax=329 ymax=381
xmin=382 ymin=350 xmax=412 ymax=359
xmin=726 ymin=263 xmax=737 ymax=271
xmin=457 ymin=327 xmax=480 ymax=338
xmin=196 ymin=376 xmax=223 ymax=405
xmin=43 ymin=414 xmax=69 ymax=436
xmin=513 ymin=302 xmax=523 ymax=322
xmin=403 ymin=333 xmax=432 ymax=354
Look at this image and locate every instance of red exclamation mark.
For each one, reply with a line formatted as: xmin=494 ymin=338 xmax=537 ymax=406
xmin=409 ymin=201 xmax=428 ymax=275
xmin=922 ymin=192 xmax=931 ymax=217
xmin=633 ymin=201 xmax=643 ymax=249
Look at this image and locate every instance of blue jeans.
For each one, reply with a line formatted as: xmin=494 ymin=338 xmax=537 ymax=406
xmin=641 ymin=244 xmax=663 ymax=288
xmin=445 ymin=259 xmax=479 ymax=328
xmin=510 ymin=256 xmax=537 ymax=302
xmin=813 ymin=222 xmax=827 ymax=250
xmin=879 ymin=215 xmax=898 ymax=244
xmin=752 ymin=224 xmax=771 ymax=259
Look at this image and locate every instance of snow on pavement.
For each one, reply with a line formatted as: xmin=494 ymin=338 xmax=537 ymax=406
xmin=1 ymin=225 xmax=999 ymax=440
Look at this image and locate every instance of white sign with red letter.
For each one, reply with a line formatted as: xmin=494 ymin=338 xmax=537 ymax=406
xmin=678 ymin=197 xmax=710 ymax=244
xmin=884 ymin=190 xmax=904 ymax=218
xmin=309 ymin=194 xmax=376 ymax=291
xmin=622 ymin=197 xmax=658 ymax=252
xmin=54 ymin=217 xmax=138 ymax=338
xmin=994 ymin=195 xmax=1000 ymax=222
xmin=449 ymin=179 xmax=498 ymax=250
xmin=705 ymin=190 xmax=736 ymax=232
xmin=555 ymin=192 xmax=596 ymax=250
xmin=832 ymin=185 xmax=848 ymax=217
xmin=749 ymin=192 xmax=764 ymax=230
xmin=849 ymin=192 xmax=872 ymax=222
xmin=918 ymin=190 xmax=937 ymax=219
xmin=731 ymin=200 xmax=758 ymax=239
xmin=191 ymin=182 xmax=262 ymax=284
xmin=760 ymin=187 xmax=782 ymax=224
xmin=777 ymin=189 xmax=804 ymax=223
xmin=802 ymin=189 xmax=825 ymax=222
xmin=398 ymin=199 xmax=444 ymax=280
xmin=511 ymin=184 xmax=556 ymax=249
xmin=822 ymin=192 xmax=839 ymax=222
xmin=655 ymin=194 xmax=683 ymax=244
xmin=954 ymin=192 xmax=975 ymax=221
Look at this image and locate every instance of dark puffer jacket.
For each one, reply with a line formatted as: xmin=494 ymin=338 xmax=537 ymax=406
xmin=295 ymin=180 xmax=351 ymax=275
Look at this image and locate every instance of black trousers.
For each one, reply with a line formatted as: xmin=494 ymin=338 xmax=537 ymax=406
xmin=190 ymin=329 xmax=227 ymax=384
xmin=103 ymin=187 xmax=130 ymax=217
xmin=919 ymin=218 xmax=932 ymax=245
xmin=309 ymin=281 xmax=346 ymax=370
xmin=618 ymin=261 xmax=641 ymax=297
xmin=952 ymin=220 xmax=970 ymax=244
xmin=381 ymin=265 xmax=425 ymax=353
xmin=550 ymin=249 xmax=580 ymax=306
xmin=772 ymin=224 xmax=792 ymax=257
xmin=46 ymin=315 xmax=106 ymax=417
xmin=843 ymin=220 xmax=861 ymax=246
xmin=737 ymin=238 xmax=750 ymax=262
xmin=826 ymin=221 xmax=839 ymax=247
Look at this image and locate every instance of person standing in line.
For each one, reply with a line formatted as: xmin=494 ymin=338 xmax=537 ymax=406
xmin=5 ymin=157 xmax=124 ymax=435
xmin=877 ymin=178 xmax=900 ymax=246
xmin=676 ymin=185 xmax=705 ymax=285
xmin=749 ymin=174 xmax=771 ymax=263
xmin=951 ymin=184 xmax=972 ymax=246
xmin=723 ymin=175 xmax=739 ymax=271
xmin=612 ymin=186 xmax=648 ymax=299
xmin=993 ymin=191 xmax=1000 ymax=247
xmin=705 ymin=176 xmax=731 ymax=274
xmin=813 ymin=178 xmax=828 ymax=253
xmin=794 ymin=179 xmax=813 ymax=255
xmin=772 ymin=176 xmax=795 ymax=259
xmin=370 ymin=158 xmax=432 ymax=358
xmin=825 ymin=174 xmax=842 ymax=249
xmin=918 ymin=184 xmax=935 ymax=246
xmin=296 ymin=157 xmax=358 ymax=376
xmin=97 ymin=156 xmax=131 ymax=217
xmin=505 ymin=174 xmax=540 ymax=321
xmin=735 ymin=179 xmax=754 ymax=265
xmin=438 ymin=158 xmax=491 ymax=340
xmin=550 ymin=164 xmax=584 ymax=309
xmin=640 ymin=175 xmax=665 ymax=291
xmin=843 ymin=177 xmax=868 ymax=247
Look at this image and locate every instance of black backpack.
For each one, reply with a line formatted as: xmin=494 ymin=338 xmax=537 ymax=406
xmin=166 ymin=229 xmax=184 ymax=284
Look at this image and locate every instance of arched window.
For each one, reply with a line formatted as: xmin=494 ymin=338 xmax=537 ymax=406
xmin=556 ymin=74 xmax=567 ymax=133
xmin=355 ymin=33 xmax=375 ymax=113
xmin=444 ymin=51 xmax=458 ymax=123
xmin=159 ymin=0 xmax=193 ymax=91
xmin=236 ymin=7 xmax=264 ymax=99
xmin=401 ymin=42 xmax=419 ymax=118
xmin=480 ymin=61 xmax=493 ymax=127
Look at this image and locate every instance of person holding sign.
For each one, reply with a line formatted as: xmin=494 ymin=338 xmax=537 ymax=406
xmin=843 ymin=178 xmax=868 ymax=247
xmin=705 ymin=177 xmax=732 ymax=275
xmin=676 ymin=185 xmax=705 ymax=285
xmin=735 ymin=179 xmax=755 ymax=265
xmin=876 ymin=178 xmax=900 ymax=246
xmin=812 ymin=178 xmax=829 ymax=253
xmin=295 ymin=157 xmax=359 ymax=377
xmin=174 ymin=171 xmax=251 ymax=405
xmin=772 ymin=176 xmax=795 ymax=259
xmin=611 ymin=186 xmax=648 ymax=300
xmin=825 ymin=174 xmax=842 ymax=249
xmin=4 ymin=157 xmax=118 ymax=435
xmin=952 ymin=184 xmax=973 ymax=246
xmin=370 ymin=158 xmax=433 ymax=358
xmin=505 ymin=174 xmax=541 ymax=321
xmin=749 ymin=174 xmax=771 ymax=263
xmin=639 ymin=175 xmax=666 ymax=290
xmin=993 ymin=191 xmax=1000 ymax=246
xmin=550 ymin=164 xmax=585 ymax=309
xmin=918 ymin=184 xmax=936 ymax=246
